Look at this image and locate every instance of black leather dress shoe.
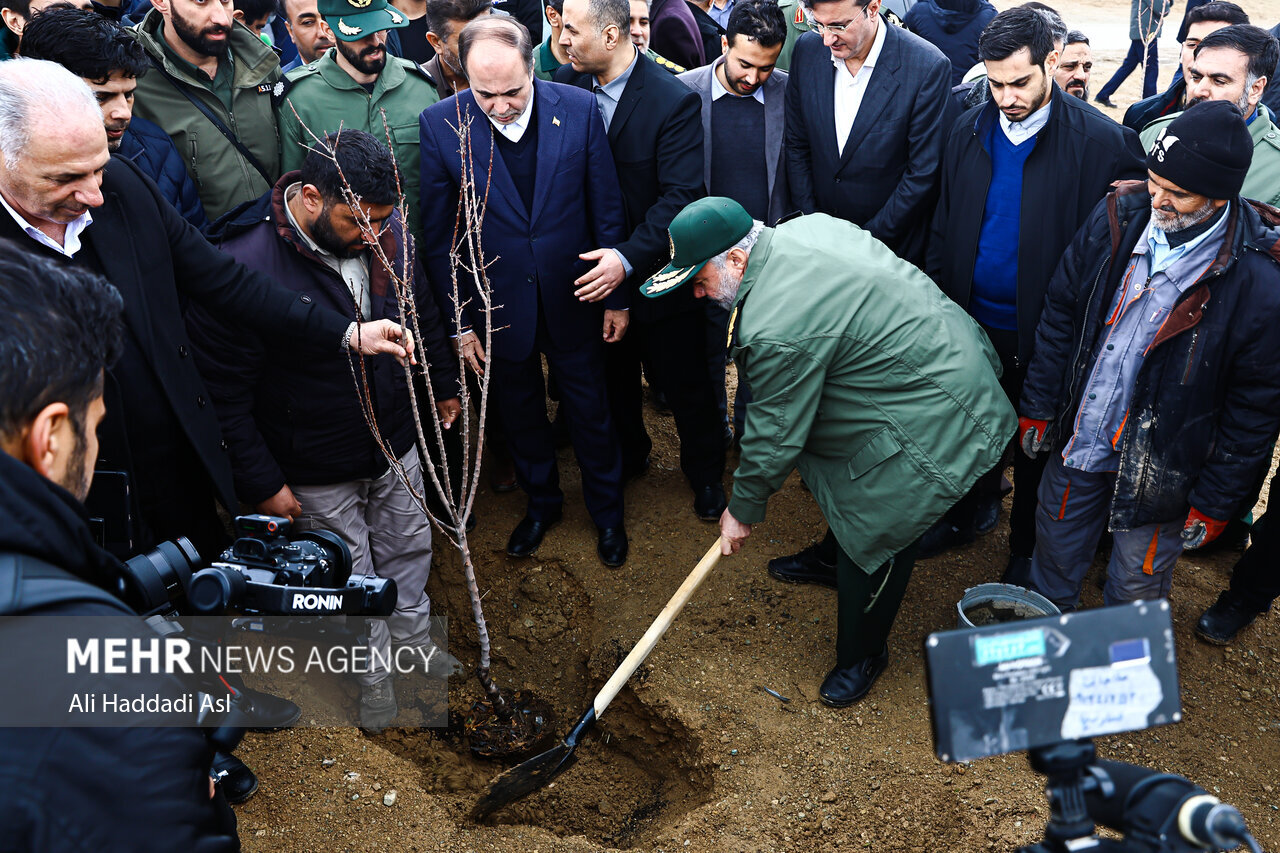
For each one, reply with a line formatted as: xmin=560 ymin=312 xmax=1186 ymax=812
xmin=1001 ymin=555 xmax=1033 ymax=587
xmin=622 ymin=455 xmax=651 ymax=483
xmin=1095 ymin=94 xmax=1116 ymax=107
xmin=975 ymin=496 xmax=1001 ymax=535
xmin=693 ymin=484 xmax=727 ymax=521
xmin=767 ymin=541 xmax=838 ymax=588
xmin=1195 ymin=592 xmax=1263 ymax=645
xmin=597 ymin=526 xmax=628 ymax=567
xmin=212 ymin=751 xmax=259 ymax=804
xmin=917 ymin=516 xmax=975 ymax=559
xmin=241 ymin=687 xmax=301 ymax=732
xmin=506 ymin=514 xmax=560 ymax=557
xmin=819 ymin=645 xmax=890 ymax=708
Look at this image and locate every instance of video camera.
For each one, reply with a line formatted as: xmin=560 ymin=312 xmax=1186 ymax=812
xmin=118 ymin=514 xmax=397 ymax=619
xmin=925 ymin=600 xmax=1262 ymax=853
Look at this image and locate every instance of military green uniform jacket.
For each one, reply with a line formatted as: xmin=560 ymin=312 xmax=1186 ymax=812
xmin=727 ymin=214 xmax=1016 ymax=571
xmin=775 ymin=0 xmax=810 ymax=72
xmin=278 ymin=50 xmax=439 ymax=239
xmin=133 ymin=10 xmax=282 ymax=221
xmin=535 ymin=38 xmax=566 ymax=81
xmin=1141 ymin=105 xmax=1280 ymax=208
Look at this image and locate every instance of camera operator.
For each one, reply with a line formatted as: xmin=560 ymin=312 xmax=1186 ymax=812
xmin=0 ymin=59 xmax=421 ymax=789
xmin=0 ymin=244 xmax=238 ymax=852
xmin=0 ymin=58 xmax=417 ymax=564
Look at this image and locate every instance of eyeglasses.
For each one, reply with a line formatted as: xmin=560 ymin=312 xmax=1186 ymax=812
xmin=804 ymin=4 xmax=870 ymax=34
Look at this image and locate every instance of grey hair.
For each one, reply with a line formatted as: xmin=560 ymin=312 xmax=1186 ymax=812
xmin=0 ymin=59 xmax=101 ymax=170
xmin=709 ymin=220 xmax=765 ymax=269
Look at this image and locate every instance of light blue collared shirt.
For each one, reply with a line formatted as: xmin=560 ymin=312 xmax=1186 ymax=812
xmin=593 ymin=46 xmax=639 ymax=132
xmin=593 ymin=49 xmax=640 ymax=279
xmin=1063 ymin=204 xmax=1231 ymax=472
xmin=708 ymin=0 xmax=735 ymax=28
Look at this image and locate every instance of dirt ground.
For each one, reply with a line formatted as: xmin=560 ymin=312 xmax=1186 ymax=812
xmin=233 ymin=2 xmax=1280 ymax=849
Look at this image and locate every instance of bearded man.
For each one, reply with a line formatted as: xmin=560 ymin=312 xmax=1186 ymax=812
xmin=133 ymin=0 xmax=284 ymax=220
xmin=1018 ymin=100 xmax=1280 ymax=612
xmin=641 ymin=197 xmax=1014 ymax=706
xmin=278 ymin=0 xmax=439 ymax=241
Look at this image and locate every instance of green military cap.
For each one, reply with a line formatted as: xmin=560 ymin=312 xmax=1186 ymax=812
xmin=641 ymin=197 xmax=753 ymax=298
xmin=319 ymin=0 xmax=409 ymax=41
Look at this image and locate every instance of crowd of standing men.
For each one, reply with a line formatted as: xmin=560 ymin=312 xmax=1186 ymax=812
xmin=2 ymin=0 xmax=1280 ymax=844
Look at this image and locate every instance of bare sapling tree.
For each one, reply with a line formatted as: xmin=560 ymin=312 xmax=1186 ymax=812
xmin=288 ymin=102 xmax=529 ymax=738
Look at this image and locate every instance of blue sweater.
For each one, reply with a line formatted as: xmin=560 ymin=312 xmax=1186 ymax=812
xmin=971 ymin=122 xmax=1036 ymax=330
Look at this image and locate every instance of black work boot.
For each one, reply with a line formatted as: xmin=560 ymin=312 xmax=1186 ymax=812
xmin=1195 ymin=592 xmax=1265 ymax=645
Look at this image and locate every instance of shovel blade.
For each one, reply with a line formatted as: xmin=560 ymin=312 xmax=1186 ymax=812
xmin=470 ymin=741 xmax=579 ymax=820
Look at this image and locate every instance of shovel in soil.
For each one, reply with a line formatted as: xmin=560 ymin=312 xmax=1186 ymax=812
xmin=471 ymin=539 xmax=724 ymax=820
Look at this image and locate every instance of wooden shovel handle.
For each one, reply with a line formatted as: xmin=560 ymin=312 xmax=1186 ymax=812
xmin=591 ymin=538 xmax=723 ymax=718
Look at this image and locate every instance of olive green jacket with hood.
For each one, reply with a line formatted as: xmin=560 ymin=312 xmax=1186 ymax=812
xmin=133 ymin=10 xmax=283 ymax=221
xmin=727 ymin=213 xmax=1016 ymax=571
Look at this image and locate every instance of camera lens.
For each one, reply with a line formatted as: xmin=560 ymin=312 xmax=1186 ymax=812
xmin=120 ymin=537 xmax=201 ymax=613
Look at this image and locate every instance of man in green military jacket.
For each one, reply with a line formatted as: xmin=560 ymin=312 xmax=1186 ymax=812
xmin=1140 ymin=25 xmax=1280 ymax=208
xmin=642 ymin=198 xmax=1015 ymax=707
xmin=277 ymin=0 xmax=439 ymax=239
xmin=133 ymin=0 xmax=283 ymax=221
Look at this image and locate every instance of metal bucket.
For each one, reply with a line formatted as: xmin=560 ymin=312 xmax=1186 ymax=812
xmin=956 ymin=582 xmax=1060 ymax=629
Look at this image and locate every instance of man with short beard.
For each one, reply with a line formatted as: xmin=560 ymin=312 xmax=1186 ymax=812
xmin=278 ymin=0 xmax=438 ymax=240
xmin=423 ymin=0 xmax=494 ymax=97
xmin=906 ymin=8 xmax=1141 ymax=582
xmin=1140 ymin=25 xmax=1280 ymax=207
xmin=1054 ymin=29 xmax=1091 ymax=99
xmin=1018 ymin=101 xmax=1280 ymax=612
xmin=185 ymin=130 xmax=463 ymax=732
xmin=133 ymin=0 xmax=284 ymax=220
xmin=639 ymin=197 xmax=1013 ymax=706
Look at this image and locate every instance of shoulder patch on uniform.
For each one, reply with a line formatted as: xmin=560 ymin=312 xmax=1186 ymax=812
xmin=404 ymin=60 xmax=437 ymax=86
xmin=270 ymin=76 xmax=293 ymax=107
xmin=653 ymin=54 xmax=685 ymax=74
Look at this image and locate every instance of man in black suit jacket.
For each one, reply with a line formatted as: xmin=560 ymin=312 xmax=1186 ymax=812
xmin=784 ymin=0 xmax=953 ymax=265
xmin=0 ymin=59 xmax=414 ymax=561
xmin=420 ymin=18 xmax=631 ymax=567
xmin=555 ymin=0 xmax=727 ymax=522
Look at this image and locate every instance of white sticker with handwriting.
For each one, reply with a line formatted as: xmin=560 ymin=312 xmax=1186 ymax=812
xmin=1060 ymin=663 xmax=1162 ymax=740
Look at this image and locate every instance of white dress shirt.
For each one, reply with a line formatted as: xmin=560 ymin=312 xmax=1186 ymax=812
xmin=0 ymin=191 xmax=92 ymax=258
xmin=833 ymin=16 xmax=887 ymax=156
xmin=998 ymin=99 xmax=1052 ymax=145
xmin=487 ymin=84 xmax=536 ymax=142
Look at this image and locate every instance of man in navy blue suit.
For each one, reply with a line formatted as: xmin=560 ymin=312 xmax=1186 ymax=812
xmin=419 ymin=16 xmax=632 ymax=567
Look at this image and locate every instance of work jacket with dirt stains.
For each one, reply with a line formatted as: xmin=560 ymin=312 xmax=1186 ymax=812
xmin=1141 ymin=105 xmax=1280 ymax=208
xmin=278 ymin=51 xmax=439 ymax=241
xmin=726 ymin=213 xmax=1015 ymax=571
xmin=132 ymin=10 xmax=283 ymax=221
xmin=1021 ymin=182 xmax=1280 ymax=529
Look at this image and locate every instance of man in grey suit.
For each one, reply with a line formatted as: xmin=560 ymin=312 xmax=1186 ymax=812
xmin=783 ymin=0 xmax=953 ymax=266
xmin=678 ymin=0 xmax=788 ymax=444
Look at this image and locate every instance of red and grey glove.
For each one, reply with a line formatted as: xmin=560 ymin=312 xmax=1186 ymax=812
xmin=1181 ymin=508 xmax=1228 ymax=551
xmin=1018 ymin=417 xmax=1049 ymax=459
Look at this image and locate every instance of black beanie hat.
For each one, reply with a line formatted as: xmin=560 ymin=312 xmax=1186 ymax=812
xmin=1146 ymin=100 xmax=1253 ymax=200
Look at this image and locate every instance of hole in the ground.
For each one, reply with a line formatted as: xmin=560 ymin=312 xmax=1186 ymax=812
xmin=379 ymin=556 xmax=714 ymax=847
